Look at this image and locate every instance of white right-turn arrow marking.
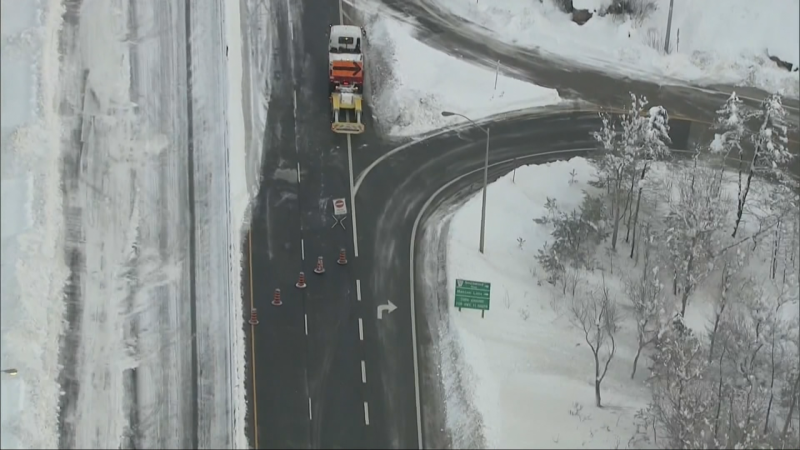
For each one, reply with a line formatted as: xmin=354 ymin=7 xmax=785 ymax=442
xmin=377 ymin=300 xmax=397 ymax=320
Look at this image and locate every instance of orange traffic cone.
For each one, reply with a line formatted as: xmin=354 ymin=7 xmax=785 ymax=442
xmin=296 ymin=272 xmax=307 ymax=289
xmin=337 ymin=248 xmax=348 ymax=265
xmin=272 ymin=288 xmax=282 ymax=306
xmin=314 ymin=256 xmax=326 ymax=274
xmin=249 ymin=308 xmax=259 ymax=324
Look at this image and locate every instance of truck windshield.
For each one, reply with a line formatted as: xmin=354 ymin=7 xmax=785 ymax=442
xmin=331 ymin=36 xmax=361 ymax=54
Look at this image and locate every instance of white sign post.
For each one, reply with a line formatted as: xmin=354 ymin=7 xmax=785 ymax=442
xmin=331 ymin=198 xmax=348 ymax=229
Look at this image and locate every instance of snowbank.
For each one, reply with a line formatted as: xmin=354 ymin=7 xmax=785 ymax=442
xmin=434 ymin=0 xmax=800 ymax=97
xmin=223 ymin=0 xmax=251 ymax=447
xmin=0 ymin=0 xmax=68 ymax=447
xmin=365 ymin=14 xmax=562 ymax=136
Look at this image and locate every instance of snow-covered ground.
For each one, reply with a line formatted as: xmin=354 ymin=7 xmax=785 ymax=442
xmin=3 ymin=0 xmax=256 ymax=447
xmin=430 ymin=156 xmax=799 ymax=448
xmin=1 ymin=0 xmax=69 ymax=447
xmin=362 ymin=10 xmax=563 ymax=136
xmin=433 ymin=0 xmax=800 ymax=97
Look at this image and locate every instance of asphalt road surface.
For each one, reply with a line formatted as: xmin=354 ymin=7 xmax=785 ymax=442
xmin=353 ymin=110 xmax=698 ymax=449
xmin=244 ymin=1 xmax=797 ymax=449
xmin=244 ymin=0 xmax=392 ymax=448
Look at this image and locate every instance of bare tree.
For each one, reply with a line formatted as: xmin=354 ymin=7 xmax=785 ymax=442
xmin=624 ymin=266 xmax=663 ymax=379
xmin=763 ymin=287 xmax=795 ymax=434
xmin=782 ymin=367 xmax=800 ymax=440
xmin=562 ymin=266 xmax=584 ymax=297
xmin=569 ymin=275 xmax=619 ymax=407
xmin=706 ymin=257 xmax=749 ymax=363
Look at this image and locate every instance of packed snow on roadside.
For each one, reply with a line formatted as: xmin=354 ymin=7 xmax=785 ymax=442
xmin=223 ymin=0 xmax=254 ymax=448
xmin=363 ymin=11 xmax=562 ymax=136
xmin=1 ymin=0 xmax=68 ymax=447
xmin=433 ymin=0 xmax=800 ymax=97
xmin=432 ymin=156 xmax=799 ymax=448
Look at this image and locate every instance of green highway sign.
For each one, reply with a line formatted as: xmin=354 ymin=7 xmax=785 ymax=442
xmin=454 ymin=279 xmax=491 ymax=311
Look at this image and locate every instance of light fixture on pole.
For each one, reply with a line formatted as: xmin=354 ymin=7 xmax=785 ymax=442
xmin=2 ymin=368 xmax=19 ymax=376
xmin=441 ymin=111 xmax=490 ymax=254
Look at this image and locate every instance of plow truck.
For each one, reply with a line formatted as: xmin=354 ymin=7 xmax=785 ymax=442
xmin=329 ymin=24 xmax=366 ymax=134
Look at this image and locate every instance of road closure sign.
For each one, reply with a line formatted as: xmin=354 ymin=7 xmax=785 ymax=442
xmin=454 ymin=279 xmax=491 ymax=311
xmin=332 ymin=198 xmax=347 ymax=216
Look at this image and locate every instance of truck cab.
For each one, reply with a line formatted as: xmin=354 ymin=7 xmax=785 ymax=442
xmin=329 ymin=25 xmax=365 ymax=93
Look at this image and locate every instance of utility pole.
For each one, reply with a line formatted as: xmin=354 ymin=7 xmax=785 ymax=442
xmin=664 ymin=0 xmax=675 ymax=54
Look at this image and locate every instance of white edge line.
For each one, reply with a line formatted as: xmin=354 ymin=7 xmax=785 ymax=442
xmin=356 ymin=279 xmax=362 ymax=301
xmin=363 ymin=402 xmax=370 ymax=425
xmin=304 ymin=313 xmax=308 ymax=335
xmin=408 ymin=148 xmax=595 ymax=450
xmin=347 ymin=135 xmax=359 ymax=257
xmin=308 ymin=397 xmax=312 ymax=420
xmin=361 ymin=360 xmax=367 ymax=383
xmin=297 ymin=161 xmax=301 ymax=183
xmin=301 ymin=238 xmax=305 ymax=260
xmin=354 ymin=124 xmax=477 ymax=195
xmin=358 ymin=317 xmax=364 ymax=341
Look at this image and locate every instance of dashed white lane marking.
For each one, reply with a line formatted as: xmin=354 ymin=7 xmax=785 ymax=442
xmin=308 ymin=397 xmax=312 ymax=420
xmin=297 ymin=162 xmax=301 ymax=183
xmin=363 ymin=402 xmax=370 ymax=425
xmin=301 ymin=238 xmax=305 ymax=260
xmin=361 ymin=360 xmax=366 ymax=383
xmin=358 ymin=318 xmax=363 ymax=341
xmin=356 ymin=279 xmax=361 ymax=301
xmin=304 ymin=313 xmax=308 ymax=335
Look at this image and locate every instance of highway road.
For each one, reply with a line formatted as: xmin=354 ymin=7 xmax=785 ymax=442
xmin=243 ymin=1 xmax=797 ymax=449
xmin=244 ymin=0 xmax=393 ymax=449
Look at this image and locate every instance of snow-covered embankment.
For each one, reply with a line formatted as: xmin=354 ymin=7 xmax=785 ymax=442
xmin=1 ymin=0 xmax=69 ymax=447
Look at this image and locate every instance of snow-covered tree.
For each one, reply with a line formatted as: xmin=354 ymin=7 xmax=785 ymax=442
xmin=569 ymin=276 xmax=619 ymax=407
xmin=628 ymin=105 xmax=671 ymax=257
xmin=710 ymin=92 xmax=754 ymax=162
xmin=535 ymin=194 xmax=608 ymax=284
xmin=593 ymin=94 xmax=671 ymax=252
xmin=730 ymin=93 xmax=794 ymax=238
xmin=648 ymin=316 xmax=713 ymax=449
xmin=663 ymin=162 xmax=728 ymax=317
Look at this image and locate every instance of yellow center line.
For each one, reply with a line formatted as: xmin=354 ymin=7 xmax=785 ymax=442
xmin=249 ymin=228 xmax=259 ymax=449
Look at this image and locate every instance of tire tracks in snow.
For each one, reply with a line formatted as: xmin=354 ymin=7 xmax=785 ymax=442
xmin=56 ymin=0 xmax=86 ymax=447
xmin=183 ymin=1 xmax=200 ymax=447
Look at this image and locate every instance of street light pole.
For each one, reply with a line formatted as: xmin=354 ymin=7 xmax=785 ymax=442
xmin=441 ymin=111 xmax=490 ymax=254
xmin=479 ymin=126 xmax=490 ymax=253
